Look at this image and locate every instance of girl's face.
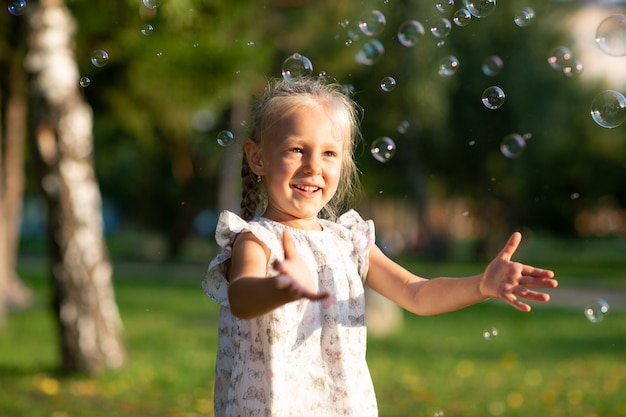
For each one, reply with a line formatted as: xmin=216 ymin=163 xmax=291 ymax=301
xmin=248 ymin=103 xmax=345 ymax=229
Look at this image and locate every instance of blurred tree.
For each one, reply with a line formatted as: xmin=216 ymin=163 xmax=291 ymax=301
xmin=0 ymin=4 xmax=33 ymax=323
xmin=24 ymin=0 xmax=125 ymax=373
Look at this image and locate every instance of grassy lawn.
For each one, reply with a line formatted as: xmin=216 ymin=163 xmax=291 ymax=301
xmin=1 ymin=235 xmax=625 ymax=417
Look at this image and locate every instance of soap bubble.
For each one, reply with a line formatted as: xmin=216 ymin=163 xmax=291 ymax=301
xmin=436 ymin=0 xmax=455 ymax=13
xmin=141 ymin=24 xmax=154 ymax=36
xmin=514 ymin=7 xmax=535 ymax=27
xmin=355 ymin=39 xmax=385 ymax=65
xmin=463 ymin=0 xmax=496 ymax=18
xmin=595 ymin=14 xmax=626 ymax=57
xmin=590 ymin=90 xmax=626 ymax=128
xmin=500 ymin=133 xmax=526 ymax=158
xmin=397 ymin=120 xmax=410 ymax=134
xmin=481 ymin=55 xmax=503 ymax=76
xmin=8 ymin=0 xmax=27 ymax=16
xmin=431 ymin=18 xmax=452 ymax=38
xmin=370 ymin=137 xmax=396 ymax=163
xmin=547 ymin=46 xmax=573 ymax=71
xmin=359 ymin=10 xmax=386 ymax=37
xmin=397 ymin=20 xmax=425 ymax=47
xmin=79 ymin=77 xmax=91 ymax=88
xmin=282 ymin=53 xmax=313 ymax=83
xmin=438 ymin=55 xmax=460 ymax=77
xmin=217 ymin=130 xmax=234 ymax=147
xmin=90 ymin=50 xmax=109 ymax=67
xmin=562 ymin=58 xmax=584 ymax=78
xmin=453 ymin=8 xmax=472 ymax=27
xmin=483 ymin=326 xmax=499 ymax=340
xmin=584 ymin=298 xmax=610 ymax=323
xmin=482 ymin=86 xmax=505 ymax=109
xmin=380 ymin=76 xmax=397 ymax=92
xmin=142 ymin=0 xmax=160 ymax=9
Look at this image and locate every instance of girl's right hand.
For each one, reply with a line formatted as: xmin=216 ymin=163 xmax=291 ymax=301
xmin=272 ymin=230 xmax=329 ymax=301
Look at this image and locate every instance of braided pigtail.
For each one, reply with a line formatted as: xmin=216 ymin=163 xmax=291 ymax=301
xmin=239 ymin=155 xmax=262 ymax=221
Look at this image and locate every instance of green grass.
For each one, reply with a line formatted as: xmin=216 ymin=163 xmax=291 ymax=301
xmin=2 ymin=235 xmax=626 ymax=417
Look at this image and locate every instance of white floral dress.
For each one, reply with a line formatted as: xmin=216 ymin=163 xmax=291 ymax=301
xmin=203 ymin=210 xmax=378 ymax=417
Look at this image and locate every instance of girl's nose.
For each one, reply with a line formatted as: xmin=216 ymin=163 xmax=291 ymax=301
xmin=303 ymin=154 xmax=322 ymax=175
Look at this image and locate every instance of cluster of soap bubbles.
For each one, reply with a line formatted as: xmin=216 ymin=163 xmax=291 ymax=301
xmin=547 ymin=46 xmax=584 ymax=79
xmin=589 ymin=14 xmax=626 ymax=128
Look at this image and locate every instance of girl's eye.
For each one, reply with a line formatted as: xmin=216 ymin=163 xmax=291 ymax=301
xmin=324 ymin=151 xmax=335 ymax=157
xmin=289 ymin=148 xmax=303 ymax=153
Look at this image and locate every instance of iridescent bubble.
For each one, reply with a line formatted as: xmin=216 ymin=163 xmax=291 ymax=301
xmin=380 ymin=76 xmax=397 ymax=92
xmin=217 ymin=130 xmax=234 ymax=147
xmin=570 ymin=192 xmax=581 ymax=200
xmin=397 ymin=20 xmax=426 ymax=47
xmin=370 ymin=137 xmax=396 ymax=163
xmin=482 ymin=86 xmax=505 ymax=109
xmin=453 ymin=8 xmax=472 ymax=27
xmin=397 ymin=120 xmax=410 ymax=134
xmin=514 ymin=7 xmax=535 ymax=27
xmin=359 ymin=10 xmax=386 ymax=37
xmin=463 ymin=0 xmax=496 ymax=18
xmin=431 ymin=18 xmax=452 ymax=38
xmin=438 ymin=55 xmax=460 ymax=77
xmin=141 ymin=24 xmax=154 ymax=36
xmin=142 ymin=0 xmax=160 ymax=9
xmin=282 ymin=53 xmax=313 ymax=83
xmin=590 ymin=90 xmax=626 ymax=128
xmin=90 ymin=50 xmax=109 ymax=67
xmin=595 ymin=14 xmax=626 ymax=57
xmin=355 ymin=39 xmax=385 ymax=66
xmin=481 ymin=55 xmax=503 ymax=76
xmin=500 ymin=133 xmax=526 ymax=158
xmin=483 ymin=326 xmax=499 ymax=340
xmin=434 ymin=410 xmax=445 ymax=417
xmin=436 ymin=0 xmax=455 ymax=13
xmin=584 ymin=298 xmax=610 ymax=323
xmin=547 ymin=46 xmax=573 ymax=71
xmin=79 ymin=77 xmax=91 ymax=88
xmin=562 ymin=58 xmax=584 ymax=78
xmin=8 ymin=0 xmax=27 ymax=16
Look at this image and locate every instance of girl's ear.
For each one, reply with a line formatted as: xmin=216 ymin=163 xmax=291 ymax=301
xmin=243 ymin=139 xmax=264 ymax=175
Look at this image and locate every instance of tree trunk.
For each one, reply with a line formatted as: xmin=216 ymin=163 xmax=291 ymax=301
xmin=25 ymin=0 xmax=126 ymax=373
xmin=0 ymin=8 xmax=33 ymax=324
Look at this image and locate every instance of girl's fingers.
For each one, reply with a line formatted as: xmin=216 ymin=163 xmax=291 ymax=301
xmin=497 ymin=232 xmax=522 ymax=262
xmin=282 ymin=230 xmax=295 ymax=259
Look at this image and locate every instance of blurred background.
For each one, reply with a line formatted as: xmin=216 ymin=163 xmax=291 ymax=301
xmin=1 ymin=0 xmax=625 ymax=416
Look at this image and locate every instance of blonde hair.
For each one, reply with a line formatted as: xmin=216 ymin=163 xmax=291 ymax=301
xmin=240 ymin=77 xmax=362 ymax=221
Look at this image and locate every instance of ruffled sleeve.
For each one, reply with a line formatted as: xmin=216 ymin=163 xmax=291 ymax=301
xmin=337 ymin=209 xmax=376 ymax=281
xmin=202 ymin=210 xmax=283 ymax=307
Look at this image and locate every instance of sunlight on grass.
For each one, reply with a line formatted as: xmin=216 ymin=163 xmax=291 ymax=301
xmin=3 ymin=243 xmax=625 ymax=417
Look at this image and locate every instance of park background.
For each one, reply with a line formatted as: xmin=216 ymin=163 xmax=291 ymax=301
xmin=1 ymin=0 xmax=625 ymax=416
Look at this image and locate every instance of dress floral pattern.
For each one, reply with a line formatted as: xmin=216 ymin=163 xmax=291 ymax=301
xmin=203 ymin=210 xmax=378 ymax=417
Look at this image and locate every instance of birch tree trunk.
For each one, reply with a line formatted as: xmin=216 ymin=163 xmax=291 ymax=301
xmin=25 ymin=0 xmax=126 ymax=373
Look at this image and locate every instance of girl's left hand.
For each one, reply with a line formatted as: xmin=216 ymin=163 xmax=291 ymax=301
xmin=480 ymin=232 xmax=557 ymax=312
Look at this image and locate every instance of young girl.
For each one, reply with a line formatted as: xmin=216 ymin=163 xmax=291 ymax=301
xmin=203 ymin=77 xmax=557 ymax=417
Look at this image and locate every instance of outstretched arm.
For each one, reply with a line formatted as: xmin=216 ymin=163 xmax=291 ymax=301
xmin=365 ymin=232 xmax=557 ymax=316
xmin=228 ymin=230 xmax=328 ymax=319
